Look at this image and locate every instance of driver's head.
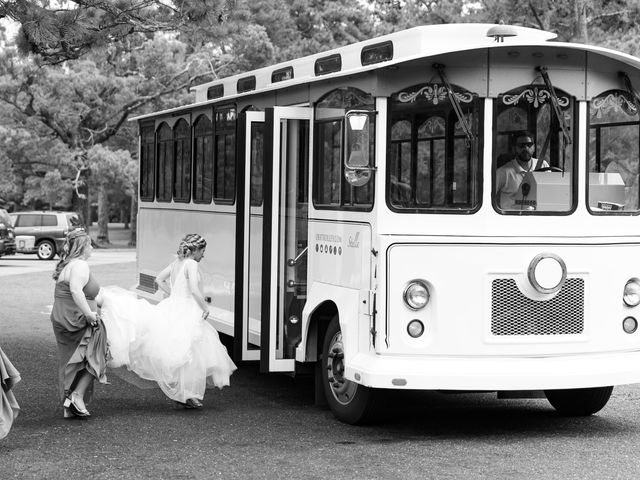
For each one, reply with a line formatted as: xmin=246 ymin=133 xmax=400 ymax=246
xmin=513 ymin=131 xmax=535 ymax=164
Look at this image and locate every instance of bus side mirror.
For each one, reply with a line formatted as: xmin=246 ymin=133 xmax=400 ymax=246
xmin=344 ymin=110 xmax=375 ymax=187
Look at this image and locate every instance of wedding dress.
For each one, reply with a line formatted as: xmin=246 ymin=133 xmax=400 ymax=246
xmin=99 ymin=259 xmax=237 ymax=403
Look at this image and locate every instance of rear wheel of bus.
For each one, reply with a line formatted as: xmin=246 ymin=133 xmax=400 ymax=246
xmin=544 ymin=386 xmax=613 ymax=416
xmin=322 ymin=317 xmax=378 ymax=424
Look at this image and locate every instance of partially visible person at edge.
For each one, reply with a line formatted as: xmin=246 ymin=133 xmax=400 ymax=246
xmin=0 ymin=344 xmax=21 ymax=438
xmin=51 ymin=228 xmax=108 ymax=419
xmin=100 ymin=233 xmax=237 ymax=409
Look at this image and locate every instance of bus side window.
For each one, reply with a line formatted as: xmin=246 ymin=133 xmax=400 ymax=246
xmin=156 ymin=122 xmax=173 ymax=202
xmin=173 ymin=119 xmax=191 ymax=203
xmin=193 ymin=114 xmax=214 ymax=204
xmin=214 ymin=105 xmax=237 ymax=204
xmin=313 ymin=87 xmax=374 ymax=210
xmin=588 ymin=89 xmax=640 ymax=213
xmin=140 ymin=122 xmax=155 ymax=201
xmin=387 ymin=83 xmax=481 ymax=212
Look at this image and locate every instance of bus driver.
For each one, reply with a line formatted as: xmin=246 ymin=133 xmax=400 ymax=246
xmin=496 ymin=131 xmax=549 ymax=210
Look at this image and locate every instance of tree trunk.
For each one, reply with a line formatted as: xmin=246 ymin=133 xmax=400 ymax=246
xmin=574 ymin=0 xmax=589 ymax=43
xmin=129 ymin=193 xmax=137 ymax=247
xmin=71 ymin=189 xmax=89 ymax=227
xmin=122 ymin=206 xmax=129 ymax=229
xmin=97 ymin=184 xmax=110 ymax=244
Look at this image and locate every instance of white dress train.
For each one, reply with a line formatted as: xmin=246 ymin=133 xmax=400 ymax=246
xmin=100 ymin=259 xmax=237 ymax=402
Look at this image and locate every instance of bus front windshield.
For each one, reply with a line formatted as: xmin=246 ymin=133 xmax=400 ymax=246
xmin=493 ymin=85 xmax=575 ymax=214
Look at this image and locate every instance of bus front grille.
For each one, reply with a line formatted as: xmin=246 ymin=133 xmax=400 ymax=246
xmin=491 ymin=278 xmax=584 ymax=336
xmin=138 ymin=273 xmax=158 ymax=294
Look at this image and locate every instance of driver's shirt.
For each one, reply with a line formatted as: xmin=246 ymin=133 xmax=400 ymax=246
xmin=496 ymin=158 xmax=549 ymax=210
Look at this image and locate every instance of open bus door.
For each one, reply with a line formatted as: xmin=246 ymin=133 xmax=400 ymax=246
xmin=262 ymin=106 xmax=311 ymax=372
xmin=239 ymin=110 xmax=266 ymax=361
xmin=239 ymin=107 xmax=311 ymax=372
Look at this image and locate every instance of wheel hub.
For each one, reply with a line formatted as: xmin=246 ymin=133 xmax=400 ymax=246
xmin=326 ymin=331 xmax=358 ymax=405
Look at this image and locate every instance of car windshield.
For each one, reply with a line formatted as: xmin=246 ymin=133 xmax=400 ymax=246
xmin=0 ymin=209 xmax=12 ymax=226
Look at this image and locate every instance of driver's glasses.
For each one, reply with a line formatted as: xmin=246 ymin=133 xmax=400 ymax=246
xmin=517 ymin=142 xmax=534 ymax=148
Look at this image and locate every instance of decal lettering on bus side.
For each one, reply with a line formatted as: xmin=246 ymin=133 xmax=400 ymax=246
xmin=348 ymin=232 xmax=360 ymax=248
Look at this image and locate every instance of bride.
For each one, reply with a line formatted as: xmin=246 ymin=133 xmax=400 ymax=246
xmin=100 ymin=233 xmax=237 ymax=408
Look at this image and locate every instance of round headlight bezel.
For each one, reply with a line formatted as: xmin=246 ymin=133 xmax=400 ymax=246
xmin=623 ymin=278 xmax=640 ymax=307
xmin=403 ymin=280 xmax=430 ymax=311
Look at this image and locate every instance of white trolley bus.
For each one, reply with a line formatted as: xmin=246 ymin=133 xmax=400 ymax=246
xmin=132 ymin=23 xmax=640 ymax=423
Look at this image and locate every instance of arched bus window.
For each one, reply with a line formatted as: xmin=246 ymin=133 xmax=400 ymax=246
xmin=214 ymin=105 xmax=237 ymax=204
xmin=588 ymin=89 xmax=640 ymax=214
xmin=313 ymin=87 xmax=375 ymax=210
xmin=173 ymin=119 xmax=191 ymax=203
xmin=156 ymin=122 xmax=173 ymax=202
xmin=140 ymin=122 xmax=155 ymax=201
xmin=493 ymin=85 xmax=575 ymax=214
xmin=388 ymin=83 xmax=481 ymax=212
xmin=193 ymin=114 xmax=213 ymax=204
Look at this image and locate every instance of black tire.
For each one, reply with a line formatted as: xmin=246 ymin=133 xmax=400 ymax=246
xmin=36 ymin=240 xmax=56 ymax=260
xmin=544 ymin=386 xmax=613 ymax=416
xmin=321 ymin=316 xmax=378 ymax=424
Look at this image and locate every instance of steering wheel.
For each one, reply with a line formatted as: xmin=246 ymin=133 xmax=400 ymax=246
xmin=534 ymin=166 xmax=563 ymax=172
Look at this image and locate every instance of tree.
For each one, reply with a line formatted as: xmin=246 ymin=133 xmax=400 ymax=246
xmin=0 ymin=31 xmax=219 ymax=239
xmin=368 ymin=0 xmax=640 ymax=54
xmin=0 ymin=0 xmax=237 ymax=64
xmin=86 ymin=144 xmax=134 ymax=244
xmin=22 ymin=169 xmax=73 ymax=209
xmin=456 ymin=0 xmax=640 ymax=48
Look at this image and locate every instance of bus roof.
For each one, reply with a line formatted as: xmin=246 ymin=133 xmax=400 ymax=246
xmin=131 ymin=23 xmax=640 ymax=121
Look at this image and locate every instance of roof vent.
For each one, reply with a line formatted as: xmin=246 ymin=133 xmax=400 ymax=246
xmin=486 ymin=24 xmax=518 ymax=42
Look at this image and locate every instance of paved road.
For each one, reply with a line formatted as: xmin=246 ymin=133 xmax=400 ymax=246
xmin=2 ymin=258 xmax=640 ymax=479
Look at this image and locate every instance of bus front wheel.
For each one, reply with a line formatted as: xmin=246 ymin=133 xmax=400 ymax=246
xmin=322 ymin=317 xmax=378 ymax=424
xmin=544 ymin=386 xmax=613 ymax=416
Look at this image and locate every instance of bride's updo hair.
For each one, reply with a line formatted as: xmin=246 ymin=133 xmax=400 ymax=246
xmin=177 ymin=233 xmax=207 ymax=259
xmin=53 ymin=228 xmax=92 ymax=280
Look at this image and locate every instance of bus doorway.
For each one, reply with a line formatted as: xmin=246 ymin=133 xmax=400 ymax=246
xmin=242 ymin=107 xmax=311 ymax=372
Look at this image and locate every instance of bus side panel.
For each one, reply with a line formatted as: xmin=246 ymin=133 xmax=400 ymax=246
xmin=136 ymin=206 xmax=237 ymax=335
xmin=299 ymin=220 xmax=373 ymax=362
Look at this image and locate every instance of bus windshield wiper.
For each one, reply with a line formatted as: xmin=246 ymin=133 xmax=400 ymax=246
xmin=537 ymin=67 xmax=572 ymax=146
xmin=434 ymin=63 xmax=475 ymax=147
xmin=620 ymin=71 xmax=640 ymax=112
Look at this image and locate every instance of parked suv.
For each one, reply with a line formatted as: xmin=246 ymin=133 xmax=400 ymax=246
xmin=10 ymin=211 xmax=82 ymax=260
xmin=0 ymin=208 xmax=16 ymax=258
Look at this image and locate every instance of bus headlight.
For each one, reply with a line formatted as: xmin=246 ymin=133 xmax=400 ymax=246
xmin=403 ymin=280 xmax=430 ymax=310
xmin=623 ymin=278 xmax=640 ymax=307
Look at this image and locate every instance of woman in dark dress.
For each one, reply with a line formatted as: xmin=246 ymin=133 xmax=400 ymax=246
xmin=50 ymin=229 xmax=106 ymax=418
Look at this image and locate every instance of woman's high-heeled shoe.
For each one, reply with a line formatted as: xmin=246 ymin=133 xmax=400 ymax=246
xmin=63 ymin=392 xmax=90 ymax=417
xmin=185 ymin=398 xmax=203 ymax=409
